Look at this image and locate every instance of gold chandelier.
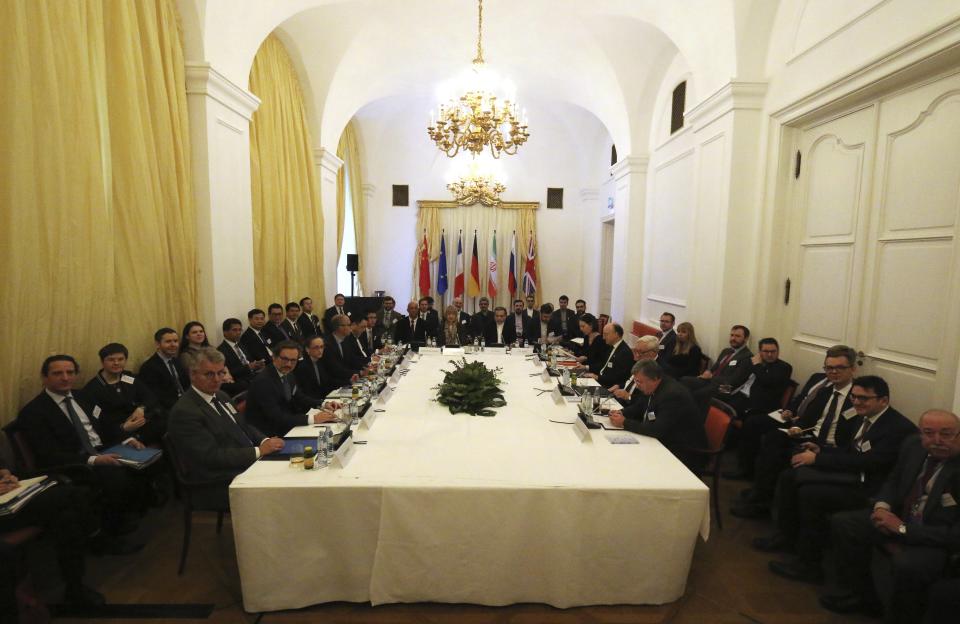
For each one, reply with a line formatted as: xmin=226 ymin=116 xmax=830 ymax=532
xmin=448 ymin=173 xmax=506 ymax=207
xmin=427 ymin=0 xmax=529 ymax=159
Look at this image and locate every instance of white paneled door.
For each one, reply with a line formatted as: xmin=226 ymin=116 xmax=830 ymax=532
xmin=784 ymin=72 xmax=960 ymax=421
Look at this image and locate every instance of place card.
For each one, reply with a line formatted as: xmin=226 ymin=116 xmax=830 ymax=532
xmin=359 ymin=408 xmax=378 ymax=430
xmin=419 ymin=347 xmax=441 ymax=354
xmin=443 ymin=347 xmax=465 ymax=355
xmin=541 ymin=368 xmax=552 ymax=383
xmin=376 ymin=385 xmax=394 ymax=406
xmin=389 ymin=368 xmax=401 ymax=386
xmin=331 ymin=436 xmax=356 ymax=468
xmin=572 ymin=417 xmax=592 ymax=443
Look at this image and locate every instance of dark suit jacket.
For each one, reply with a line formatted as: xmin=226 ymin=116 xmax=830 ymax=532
xmin=657 ymin=329 xmax=677 ymax=361
xmin=280 ymin=318 xmax=304 ymax=343
xmin=581 ymin=334 xmax=611 ymax=375
xmin=378 ymin=310 xmax=403 ymax=341
xmin=324 ymin=335 xmax=362 ymax=378
xmin=812 ymin=406 xmax=917 ymax=494
xmin=294 ymin=357 xmax=338 ymax=401
xmin=661 ymin=345 xmax=703 ymax=379
xmin=359 ymin=326 xmax=383 ymax=354
xmin=796 ymin=381 xmax=856 ymax=446
xmin=873 ymin=435 xmax=960 ymax=550
xmin=741 ymin=358 xmax=793 ymax=413
xmin=470 ymin=311 xmax=493 ymax=339
xmin=549 ymin=309 xmax=576 ymax=339
xmin=426 ymin=309 xmax=440 ymax=328
xmin=622 ymin=376 xmax=707 ymax=472
xmin=396 ymin=315 xmax=434 ymax=344
xmin=264 ymin=322 xmax=289 ymax=344
xmin=82 ymin=371 xmax=163 ymax=443
xmin=483 ymin=321 xmax=517 ymax=346
xmin=436 ymin=323 xmax=471 ymax=347
xmin=244 ymin=366 xmax=324 ymax=438
xmin=296 ymin=313 xmax=320 ymax=339
xmin=18 ymin=390 xmax=110 ymax=467
xmin=167 ymin=388 xmax=264 ymax=484
xmin=217 ymin=341 xmax=255 ymax=385
xmin=597 ymin=341 xmax=635 ymax=388
xmin=345 ymin=334 xmax=372 ymax=367
xmin=525 ymin=317 xmax=552 ymax=346
xmin=509 ymin=312 xmax=528 ymax=340
xmin=138 ymin=352 xmax=189 ymax=411
xmin=239 ymin=327 xmax=273 ymax=363
xmin=708 ymin=346 xmax=754 ymax=387
xmin=323 ymin=305 xmax=352 ymax=334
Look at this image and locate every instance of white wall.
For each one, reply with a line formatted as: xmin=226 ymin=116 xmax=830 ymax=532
xmin=353 ymin=95 xmax=611 ymax=311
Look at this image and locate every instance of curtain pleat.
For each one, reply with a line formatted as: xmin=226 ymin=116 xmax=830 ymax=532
xmin=249 ymin=34 xmax=325 ymax=308
xmin=336 ymin=121 xmax=366 ymax=290
xmin=0 ymin=0 xmax=198 ymax=425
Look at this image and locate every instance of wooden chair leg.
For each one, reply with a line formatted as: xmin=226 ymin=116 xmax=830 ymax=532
xmin=178 ymin=506 xmax=192 ymax=576
xmin=712 ymin=463 xmax=723 ymax=530
xmin=216 ymin=512 xmax=224 ymax=535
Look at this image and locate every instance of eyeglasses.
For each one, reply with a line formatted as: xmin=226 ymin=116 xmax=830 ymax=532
xmin=920 ymin=429 xmax=960 ymax=440
xmin=823 ymin=365 xmax=852 ymax=373
xmin=276 ymin=356 xmax=299 ymax=364
xmin=849 ymin=393 xmax=879 ymax=402
xmin=199 ymin=370 xmax=227 ymax=379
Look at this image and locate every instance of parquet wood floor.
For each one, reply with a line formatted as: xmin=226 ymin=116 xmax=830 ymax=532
xmin=46 ymin=454 xmax=874 ymax=623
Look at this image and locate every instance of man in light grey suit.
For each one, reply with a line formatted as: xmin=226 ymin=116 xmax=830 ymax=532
xmin=167 ymin=347 xmax=284 ymax=508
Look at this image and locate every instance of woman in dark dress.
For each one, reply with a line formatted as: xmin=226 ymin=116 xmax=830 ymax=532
xmin=83 ymin=342 xmax=164 ymax=445
xmin=436 ymin=305 xmax=470 ymax=347
xmin=574 ymin=313 xmax=609 ymax=375
xmin=661 ymin=321 xmax=703 ymax=379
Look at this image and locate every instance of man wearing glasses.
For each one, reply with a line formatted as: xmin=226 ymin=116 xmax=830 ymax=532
xmin=821 ymin=409 xmax=960 ymax=621
xmin=756 ymin=375 xmax=916 ymax=583
xmin=244 ymin=341 xmax=337 ymax=437
xmin=733 ymin=345 xmax=859 ymax=518
xmin=168 ymin=347 xmax=285 ymax=508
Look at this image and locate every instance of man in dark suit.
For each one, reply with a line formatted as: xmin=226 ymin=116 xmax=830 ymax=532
xmin=218 ymin=318 xmax=265 ymax=395
xmin=298 ymin=296 xmax=322 ymax=338
xmin=609 ymin=360 xmax=708 ymax=472
xmin=510 ymin=299 xmax=527 ymax=343
xmin=820 ymin=409 xmax=960 ymax=621
xmin=243 ymin=341 xmax=336 ymax=438
xmin=138 ymin=327 xmax=190 ymax=411
xmin=682 ymin=325 xmax=754 ymax=402
xmin=400 ymin=300 xmax=436 ymax=346
xmin=483 ymin=307 xmax=517 ymax=346
xmin=167 ymin=347 xmax=284 ymax=509
xmin=361 ymin=310 xmax=384 ymax=354
xmin=240 ymin=308 xmax=275 ymax=362
xmin=323 ymin=293 xmax=350 ymax=334
xmin=347 ymin=317 xmax=373 ymax=366
xmin=609 ymin=336 xmax=659 ymax=406
xmin=377 ymin=296 xmax=402 ymax=342
xmin=657 ymin=312 xmax=677 ymax=360
xmin=280 ymin=301 xmax=306 ymax=343
xmin=549 ymin=295 xmax=576 ymax=339
xmin=0 ymin=457 xmax=104 ymax=609
xmin=453 ymin=296 xmax=472 ymax=330
xmin=424 ymin=296 xmax=440 ymax=327
xmin=394 ymin=301 xmax=419 ymax=345
xmin=756 ymin=376 xmax=918 ymax=583
xmin=524 ymin=294 xmax=537 ymax=323
xmin=325 ymin=314 xmax=367 ymax=376
xmin=470 ymin=297 xmax=493 ymax=338
xmin=264 ymin=303 xmax=289 ymax=343
xmin=295 ymin=336 xmax=341 ymax=398
xmin=19 ymin=355 xmax=149 ymax=536
xmin=571 ymin=299 xmax=587 ymax=339
xmin=589 ymin=323 xmax=635 ymax=388
xmin=732 ymin=345 xmax=859 ymax=518
xmin=525 ymin=303 xmax=555 ymax=349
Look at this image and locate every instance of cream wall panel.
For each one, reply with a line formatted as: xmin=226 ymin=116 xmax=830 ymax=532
xmin=792 ymin=0 xmax=887 ymax=59
xmin=796 ymin=246 xmax=853 ymax=343
xmin=646 ymin=152 xmax=695 ymax=307
xmin=805 ymin=137 xmax=863 ymax=239
xmin=873 ymin=360 xmax=936 ymax=422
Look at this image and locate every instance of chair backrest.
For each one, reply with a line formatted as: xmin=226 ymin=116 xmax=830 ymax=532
xmin=704 ymin=400 xmax=735 ymax=451
xmin=1 ymin=420 xmax=37 ymax=474
xmin=631 ymin=321 xmax=660 ymax=338
xmin=162 ymin=433 xmax=190 ymax=485
xmin=597 ymin=314 xmax=610 ymax=333
xmin=780 ymin=379 xmax=798 ymax=410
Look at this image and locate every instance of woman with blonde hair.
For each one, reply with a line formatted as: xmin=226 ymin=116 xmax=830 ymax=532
xmin=436 ymin=305 xmax=470 ymax=347
xmin=662 ymin=321 xmax=703 ymax=379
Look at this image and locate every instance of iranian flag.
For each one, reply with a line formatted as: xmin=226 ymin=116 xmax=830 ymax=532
xmin=487 ymin=231 xmax=498 ymax=300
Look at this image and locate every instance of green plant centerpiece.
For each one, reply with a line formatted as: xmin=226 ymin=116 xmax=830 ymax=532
xmin=434 ymin=358 xmax=506 ymax=416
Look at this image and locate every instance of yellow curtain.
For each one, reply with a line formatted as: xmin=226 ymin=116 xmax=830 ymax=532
xmin=249 ymin=34 xmax=325 ymax=307
xmin=0 ymin=0 xmax=198 ymax=426
xmin=337 ymin=121 xmax=366 ymax=290
xmin=413 ymin=203 xmax=541 ymax=311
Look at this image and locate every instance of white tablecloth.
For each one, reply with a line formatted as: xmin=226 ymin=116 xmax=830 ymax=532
xmin=230 ymin=351 xmax=709 ymax=612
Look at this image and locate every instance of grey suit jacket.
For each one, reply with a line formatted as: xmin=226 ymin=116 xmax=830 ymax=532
xmin=167 ymin=387 xmax=265 ymax=484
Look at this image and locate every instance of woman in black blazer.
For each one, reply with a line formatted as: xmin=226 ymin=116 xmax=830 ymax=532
xmin=436 ymin=305 xmax=471 ymax=347
xmin=661 ymin=321 xmax=703 ymax=379
xmin=574 ymin=314 xmax=609 ymax=374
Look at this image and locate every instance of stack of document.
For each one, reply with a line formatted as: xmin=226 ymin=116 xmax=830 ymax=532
xmin=0 ymin=476 xmax=58 ymax=516
xmin=102 ymin=445 xmax=163 ymax=469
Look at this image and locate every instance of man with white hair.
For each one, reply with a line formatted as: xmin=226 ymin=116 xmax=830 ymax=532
xmin=608 ymin=335 xmax=659 ymax=407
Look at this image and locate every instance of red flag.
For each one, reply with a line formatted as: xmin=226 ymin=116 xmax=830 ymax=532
xmin=468 ymin=231 xmax=481 ymax=297
xmin=418 ymin=234 xmax=431 ymax=296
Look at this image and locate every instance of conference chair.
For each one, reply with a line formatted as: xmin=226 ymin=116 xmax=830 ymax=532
xmin=779 ymin=379 xmax=798 ymax=410
xmin=684 ymin=399 xmax=735 ymax=530
xmin=162 ymin=434 xmax=230 ymax=576
xmin=2 ymin=420 xmax=93 ymax=486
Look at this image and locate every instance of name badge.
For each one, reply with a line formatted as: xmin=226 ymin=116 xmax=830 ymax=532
xmin=359 ymin=409 xmax=378 ymax=430
xmin=376 ymin=386 xmax=393 ymax=406
xmin=859 ymin=440 xmax=872 ymax=453
xmin=121 ymin=374 xmax=135 ymax=385
xmin=92 ymin=405 xmax=102 ymax=419
xmin=729 ymin=360 xmax=737 ymax=366
xmin=572 ymin=417 xmax=592 ymax=443
xmin=941 ymin=493 xmax=957 ymax=507
xmin=331 ymin=436 xmax=356 ymax=468
xmin=842 ymin=407 xmax=858 ymax=419
xmin=266 ymin=338 xmax=272 ymax=345
xmin=658 ymin=345 xmax=665 ymax=350
xmin=646 ymin=411 xmax=656 ymax=422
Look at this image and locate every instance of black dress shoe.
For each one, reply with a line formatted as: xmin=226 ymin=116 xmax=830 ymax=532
xmin=730 ymin=502 xmax=769 ymax=519
xmin=752 ymin=533 xmax=792 ymax=553
xmin=62 ymin=585 xmax=106 ymax=607
xmin=768 ymin=559 xmax=824 ymax=584
xmin=819 ymin=593 xmax=882 ymax=617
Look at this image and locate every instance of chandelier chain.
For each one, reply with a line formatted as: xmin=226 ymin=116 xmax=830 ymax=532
xmin=474 ymin=0 xmax=484 ymax=64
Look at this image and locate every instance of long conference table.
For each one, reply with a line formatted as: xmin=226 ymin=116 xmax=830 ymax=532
xmin=229 ymin=349 xmax=710 ymax=613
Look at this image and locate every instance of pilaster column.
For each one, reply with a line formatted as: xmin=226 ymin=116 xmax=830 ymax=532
xmin=185 ymin=62 xmax=260 ymax=338
xmin=315 ymin=148 xmax=343 ymax=304
xmin=609 ymin=156 xmax=649 ymax=325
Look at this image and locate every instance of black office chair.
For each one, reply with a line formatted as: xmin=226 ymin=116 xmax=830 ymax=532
xmin=162 ymin=434 xmax=231 ymax=575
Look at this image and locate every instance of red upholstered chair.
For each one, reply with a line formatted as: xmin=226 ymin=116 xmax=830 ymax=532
xmin=631 ymin=321 xmax=660 ymax=338
xmin=684 ymin=399 xmax=735 ymax=530
xmin=597 ymin=314 xmax=610 ymax=333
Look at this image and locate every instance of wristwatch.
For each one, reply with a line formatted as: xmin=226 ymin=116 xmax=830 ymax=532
xmin=897 ymin=523 xmax=907 ymax=535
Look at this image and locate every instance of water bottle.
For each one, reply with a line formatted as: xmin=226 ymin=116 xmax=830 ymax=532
xmin=317 ymin=430 xmax=328 ymax=466
xmin=480 ymin=337 xmax=486 ymax=351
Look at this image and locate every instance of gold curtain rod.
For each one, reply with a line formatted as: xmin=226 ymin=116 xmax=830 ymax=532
xmin=416 ymin=200 xmax=540 ymax=210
